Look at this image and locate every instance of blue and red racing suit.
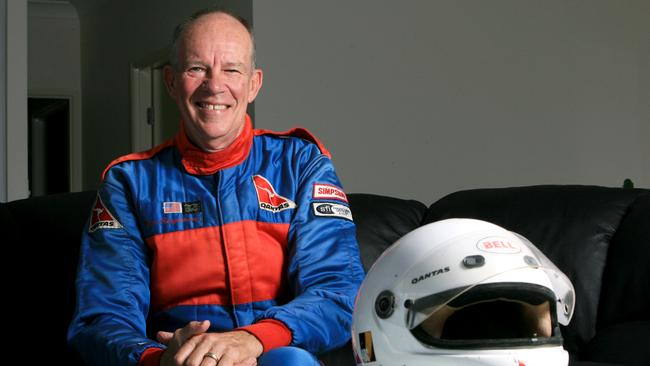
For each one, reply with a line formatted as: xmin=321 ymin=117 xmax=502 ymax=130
xmin=67 ymin=116 xmax=365 ymax=366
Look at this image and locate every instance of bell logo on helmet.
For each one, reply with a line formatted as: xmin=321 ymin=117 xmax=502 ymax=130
xmin=477 ymin=236 xmax=521 ymax=253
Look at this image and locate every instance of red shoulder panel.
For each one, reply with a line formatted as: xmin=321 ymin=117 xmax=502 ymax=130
xmin=254 ymin=127 xmax=331 ymax=159
xmin=100 ymin=139 xmax=175 ymax=181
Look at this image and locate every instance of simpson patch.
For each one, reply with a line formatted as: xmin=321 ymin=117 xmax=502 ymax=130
xmin=313 ymin=183 xmax=348 ymax=203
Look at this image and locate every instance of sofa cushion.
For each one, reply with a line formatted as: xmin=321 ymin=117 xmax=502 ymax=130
xmin=582 ymin=320 xmax=650 ymax=366
xmin=348 ymin=193 xmax=428 ymax=271
xmin=423 ymin=185 xmax=647 ymax=355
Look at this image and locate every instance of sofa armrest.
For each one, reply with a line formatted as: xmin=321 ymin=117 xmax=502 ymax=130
xmin=581 ymin=321 xmax=650 ymax=366
xmin=0 ymin=201 xmax=21 ymax=244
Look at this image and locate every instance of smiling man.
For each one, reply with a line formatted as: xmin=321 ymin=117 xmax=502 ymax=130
xmin=68 ymin=8 xmax=365 ymax=366
xmin=165 ymin=11 xmax=262 ymax=153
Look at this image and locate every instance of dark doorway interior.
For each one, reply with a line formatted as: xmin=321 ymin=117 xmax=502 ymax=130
xmin=28 ymin=97 xmax=70 ymax=196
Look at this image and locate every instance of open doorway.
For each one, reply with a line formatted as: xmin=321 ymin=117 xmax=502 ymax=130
xmin=28 ymin=97 xmax=70 ymax=196
xmin=130 ymin=49 xmax=180 ymax=152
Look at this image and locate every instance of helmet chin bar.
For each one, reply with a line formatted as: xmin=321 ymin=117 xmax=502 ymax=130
xmin=408 ymin=282 xmax=563 ymax=349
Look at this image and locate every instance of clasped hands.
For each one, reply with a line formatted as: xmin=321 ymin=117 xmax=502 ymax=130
xmin=158 ymin=320 xmax=263 ymax=366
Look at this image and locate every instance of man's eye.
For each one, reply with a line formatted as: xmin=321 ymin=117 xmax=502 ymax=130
xmin=188 ymin=67 xmax=205 ymax=73
xmin=225 ymin=69 xmax=241 ymax=74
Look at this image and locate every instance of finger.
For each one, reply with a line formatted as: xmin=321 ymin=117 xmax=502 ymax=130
xmin=172 ymin=321 xmax=211 ymax=363
xmin=233 ymin=357 xmax=257 ymax=366
xmin=179 ymin=320 xmax=211 ymax=342
xmin=216 ymin=350 xmax=240 ymax=366
xmin=157 ymin=331 xmax=174 ymax=345
xmin=200 ymin=352 xmax=220 ymax=366
xmin=188 ymin=336 xmax=220 ymax=366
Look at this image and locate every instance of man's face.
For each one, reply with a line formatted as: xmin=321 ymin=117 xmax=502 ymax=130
xmin=164 ymin=13 xmax=262 ymax=151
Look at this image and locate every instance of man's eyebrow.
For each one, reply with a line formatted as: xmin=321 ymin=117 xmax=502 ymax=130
xmin=183 ymin=58 xmax=206 ymax=66
xmin=222 ymin=62 xmax=246 ymax=68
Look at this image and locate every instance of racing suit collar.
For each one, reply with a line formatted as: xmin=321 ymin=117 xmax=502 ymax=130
xmin=174 ymin=115 xmax=253 ymax=175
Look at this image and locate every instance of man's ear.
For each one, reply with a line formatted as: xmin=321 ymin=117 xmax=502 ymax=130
xmin=247 ymin=68 xmax=263 ymax=103
xmin=163 ymin=65 xmax=177 ymax=99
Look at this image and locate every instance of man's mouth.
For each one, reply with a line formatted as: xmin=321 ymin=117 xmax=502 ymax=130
xmin=196 ymin=102 xmax=228 ymax=111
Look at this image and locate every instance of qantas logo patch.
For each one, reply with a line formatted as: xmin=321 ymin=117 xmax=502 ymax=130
xmin=252 ymin=175 xmax=296 ymax=213
xmin=89 ymin=194 xmax=123 ymax=232
xmin=313 ymin=183 xmax=348 ymax=203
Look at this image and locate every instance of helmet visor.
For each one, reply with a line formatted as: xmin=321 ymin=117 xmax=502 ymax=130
xmin=405 ymin=234 xmax=574 ymax=332
xmin=405 ymin=235 xmax=574 ymax=349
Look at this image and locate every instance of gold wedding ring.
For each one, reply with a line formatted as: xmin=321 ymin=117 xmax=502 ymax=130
xmin=204 ymin=352 xmax=220 ymax=362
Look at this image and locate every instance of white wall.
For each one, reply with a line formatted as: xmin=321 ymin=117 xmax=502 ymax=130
xmin=4 ymin=0 xmax=28 ymax=201
xmin=28 ymin=0 xmax=82 ymax=192
xmin=0 ymin=0 xmax=6 ymax=202
xmin=73 ymin=0 xmax=252 ymax=189
xmin=254 ymin=0 xmax=650 ymax=203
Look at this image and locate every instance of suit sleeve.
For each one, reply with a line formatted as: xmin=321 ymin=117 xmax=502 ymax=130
xmin=67 ymin=165 xmax=164 ymax=366
xmin=253 ymin=146 xmax=366 ymax=355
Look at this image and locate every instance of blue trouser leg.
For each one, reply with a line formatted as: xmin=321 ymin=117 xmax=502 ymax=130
xmin=258 ymin=347 xmax=321 ymax=366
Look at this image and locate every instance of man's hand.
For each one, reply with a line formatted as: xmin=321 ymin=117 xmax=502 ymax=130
xmin=158 ymin=320 xmax=263 ymax=366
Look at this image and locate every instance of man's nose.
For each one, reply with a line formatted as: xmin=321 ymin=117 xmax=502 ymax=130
xmin=201 ymin=71 xmax=224 ymax=93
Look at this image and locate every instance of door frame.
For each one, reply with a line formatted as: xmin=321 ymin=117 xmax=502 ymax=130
xmin=27 ymin=93 xmax=82 ymax=193
xmin=130 ymin=48 xmax=170 ymax=152
xmin=4 ymin=0 xmax=28 ymax=201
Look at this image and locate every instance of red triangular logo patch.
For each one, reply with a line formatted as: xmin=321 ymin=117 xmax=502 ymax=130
xmin=89 ymin=194 xmax=123 ymax=232
xmin=252 ymin=175 xmax=296 ymax=213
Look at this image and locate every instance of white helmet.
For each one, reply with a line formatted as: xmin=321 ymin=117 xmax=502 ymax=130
xmin=352 ymin=218 xmax=575 ymax=366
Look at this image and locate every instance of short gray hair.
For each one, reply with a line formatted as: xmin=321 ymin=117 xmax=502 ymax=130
xmin=168 ymin=7 xmax=256 ymax=71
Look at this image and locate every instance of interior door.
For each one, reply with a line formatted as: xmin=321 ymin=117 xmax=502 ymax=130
xmin=152 ymin=65 xmax=180 ymax=145
xmin=131 ymin=57 xmax=180 ymax=152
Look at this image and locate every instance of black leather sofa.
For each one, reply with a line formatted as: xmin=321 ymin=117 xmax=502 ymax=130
xmin=2 ymin=185 xmax=648 ymax=366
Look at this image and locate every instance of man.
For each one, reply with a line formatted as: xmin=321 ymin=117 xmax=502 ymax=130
xmin=67 ymin=8 xmax=365 ymax=366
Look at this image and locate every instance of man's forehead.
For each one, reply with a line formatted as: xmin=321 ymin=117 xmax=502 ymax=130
xmin=180 ymin=43 xmax=251 ymax=64
xmin=181 ymin=17 xmax=252 ymax=48
xmin=184 ymin=12 xmax=250 ymax=42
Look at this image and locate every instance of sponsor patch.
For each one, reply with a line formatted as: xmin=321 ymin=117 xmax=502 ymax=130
xmin=357 ymin=331 xmax=376 ymax=363
xmin=182 ymin=201 xmax=202 ymax=214
xmin=477 ymin=236 xmax=521 ymax=254
xmin=252 ymin=175 xmax=296 ymax=213
xmin=163 ymin=201 xmax=202 ymax=214
xmin=312 ymin=202 xmax=353 ymax=221
xmin=313 ymin=183 xmax=348 ymax=203
xmin=89 ymin=194 xmax=123 ymax=232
